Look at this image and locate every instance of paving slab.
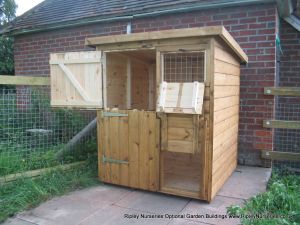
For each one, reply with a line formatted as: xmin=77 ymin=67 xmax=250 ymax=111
xmin=78 ymin=205 xmax=170 ymax=225
xmin=180 ymin=196 xmax=242 ymax=225
xmin=218 ymin=165 xmax=271 ymax=200
xmin=15 ymin=185 xmax=132 ymax=225
xmin=1 ymin=219 xmax=35 ymax=225
xmin=168 ymin=218 xmax=210 ymax=225
xmin=114 ymin=190 xmax=190 ymax=214
xmin=1 ymin=166 xmax=271 ymax=225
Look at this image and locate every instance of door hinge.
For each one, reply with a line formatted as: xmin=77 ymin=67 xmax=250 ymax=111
xmin=103 ymin=112 xmax=128 ymax=117
xmin=102 ymin=156 xmax=129 ymax=164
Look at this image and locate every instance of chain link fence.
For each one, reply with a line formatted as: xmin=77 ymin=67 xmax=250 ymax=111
xmin=0 ymin=85 xmax=97 ymax=177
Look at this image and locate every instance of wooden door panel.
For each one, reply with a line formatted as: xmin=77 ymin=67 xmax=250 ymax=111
xmin=98 ymin=110 xmax=159 ymax=191
xmin=50 ymin=51 xmax=103 ymax=108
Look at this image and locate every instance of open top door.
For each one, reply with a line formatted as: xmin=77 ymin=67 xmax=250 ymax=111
xmin=50 ymin=51 xmax=103 ymax=109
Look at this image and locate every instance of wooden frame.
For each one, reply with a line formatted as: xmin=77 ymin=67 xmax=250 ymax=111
xmin=0 ymin=75 xmax=50 ymax=86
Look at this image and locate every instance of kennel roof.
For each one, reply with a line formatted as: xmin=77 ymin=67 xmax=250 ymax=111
xmin=85 ymin=26 xmax=248 ymax=63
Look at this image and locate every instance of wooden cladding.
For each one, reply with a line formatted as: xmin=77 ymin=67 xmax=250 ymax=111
xmin=50 ymin=51 xmax=103 ymax=108
xmin=159 ymin=114 xmax=202 ymax=154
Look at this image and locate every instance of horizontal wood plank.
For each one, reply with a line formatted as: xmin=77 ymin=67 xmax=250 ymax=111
xmin=261 ymin=151 xmax=300 ymax=162
xmin=214 ymin=73 xmax=240 ymax=86
xmin=263 ymin=120 xmax=300 ymax=129
xmin=0 ymin=75 xmax=50 ymax=85
xmin=167 ymin=140 xmax=193 ymax=154
xmin=264 ymin=87 xmax=300 ymax=96
xmin=168 ymin=115 xmax=194 ymax=129
xmin=214 ymin=60 xmax=240 ymax=76
xmin=214 ymin=105 xmax=239 ymax=124
xmin=214 ymin=86 xmax=239 ymax=99
xmin=168 ymin=127 xmax=194 ymax=142
xmin=214 ymin=96 xmax=239 ymax=112
xmin=213 ymin=114 xmax=239 ymax=137
xmin=214 ymin=46 xmax=240 ymax=66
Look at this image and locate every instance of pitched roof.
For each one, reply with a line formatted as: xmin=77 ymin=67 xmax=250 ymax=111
xmin=2 ymin=0 xmax=274 ymax=35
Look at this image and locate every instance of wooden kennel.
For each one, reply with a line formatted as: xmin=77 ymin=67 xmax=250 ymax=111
xmin=50 ymin=26 xmax=248 ymax=201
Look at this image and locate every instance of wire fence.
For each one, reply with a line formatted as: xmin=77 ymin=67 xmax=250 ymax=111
xmin=274 ymin=95 xmax=300 ymax=170
xmin=0 ymin=85 xmax=97 ymax=177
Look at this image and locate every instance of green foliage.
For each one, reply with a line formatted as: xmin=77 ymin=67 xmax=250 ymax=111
xmin=0 ymin=157 xmax=100 ymax=223
xmin=0 ymin=0 xmax=17 ymax=24
xmin=0 ymin=36 xmax=14 ymax=74
xmin=0 ymin=0 xmax=16 ymax=75
xmin=227 ymin=172 xmax=300 ymax=225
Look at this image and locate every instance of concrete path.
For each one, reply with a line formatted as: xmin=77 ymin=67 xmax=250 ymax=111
xmin=2 ymin=166 xmax=271 ymax=225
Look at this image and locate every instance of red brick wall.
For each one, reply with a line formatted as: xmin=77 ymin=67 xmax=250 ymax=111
xmin=279 ymin=20 xmax=300 ymax=86
xmin=14 ymin=3 xmax=278 ymax=166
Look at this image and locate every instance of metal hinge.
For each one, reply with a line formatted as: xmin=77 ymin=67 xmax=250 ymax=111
xmin=102 ymin=156 xmax=129 ymax=164
xmin=103 ymin=112 xmax=128 ymax=117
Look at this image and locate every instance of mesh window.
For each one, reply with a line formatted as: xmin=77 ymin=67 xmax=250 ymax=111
xmin=163 ymin=52 xmax=205 ymax=83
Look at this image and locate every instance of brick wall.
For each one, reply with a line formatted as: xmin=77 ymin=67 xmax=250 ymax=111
xmin=279 ymin=20 xmax=300 ymax=86
xmin=14 ymin=3 xmax=278 ymax=166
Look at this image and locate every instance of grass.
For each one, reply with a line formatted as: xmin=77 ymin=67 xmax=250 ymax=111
xmin=0 ymin=89 xmax=101 ymax=223
xmin=0 ymin=137 xmax=97 ymax=176
xmin=0 ymin=155 xmax=101 ymax=223
xmin=227 ymin=171 xmax=300 ymax=225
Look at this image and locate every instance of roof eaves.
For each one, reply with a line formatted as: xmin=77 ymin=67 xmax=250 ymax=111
xmin=3 ymin=0 xmax=276 ymax=36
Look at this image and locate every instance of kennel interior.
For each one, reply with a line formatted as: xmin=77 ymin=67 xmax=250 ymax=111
xmin=50 ymin=26 xmax=248 ymax=201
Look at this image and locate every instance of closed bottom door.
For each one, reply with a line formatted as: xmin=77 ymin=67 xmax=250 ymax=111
xmin=98 ymin=110 xmax=160 ymax=191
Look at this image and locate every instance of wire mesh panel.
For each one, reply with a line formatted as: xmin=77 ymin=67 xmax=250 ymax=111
xmin=273 ymin=96 xmax=300 ymax=170
xmin=0 ymin=86 xmax=97 ymax=176
xmin=163 ymin=52 xmax=205 ymax=83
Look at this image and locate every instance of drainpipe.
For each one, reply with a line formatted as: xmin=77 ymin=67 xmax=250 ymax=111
xmin=127 ymin=22 xmax=132 ymax=34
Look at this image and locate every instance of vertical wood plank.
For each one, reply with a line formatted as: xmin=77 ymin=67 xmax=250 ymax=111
xmin=103 ymin=111 xmax=111 ymax=183
xmin=156 ymin=51 xmax=162 ymax=104
xmin=119 ymin=110 xmax=129 ymax=186
xmin=199 ymin=117 xmax=207 ymax=199
xmin=126 ymin=59 xmax=131 ymax=109
xmin=97 ymin=111 xmax=105 ymax=181
xmin=148 ymin=112 xmax=158 ymax=191
xmin=102 ymin=52 xmax=107 ymax=108
xmin=139 ymin=111 xmax=150 ymax=190
xmin=148 ymin=65 xmax=155 ymax=110
xmin=149 ymin=117 xmax=160 ymax=191
xmin=193 ymin=115 xmax=200 ymax=154
xmin=206 ymin=39 xmax=215 ymax=201
xmin=159 ymin=113 xmax=168 ymax=151
xmin=109 ymin=110 xmax=120 ymax=184
xmin=128 ymin=110 xmax=140 ymax=188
